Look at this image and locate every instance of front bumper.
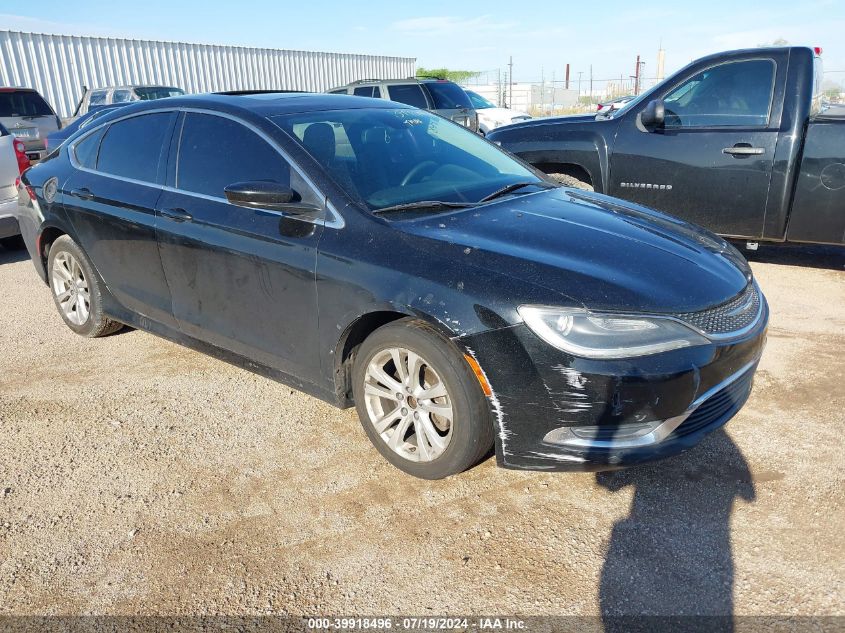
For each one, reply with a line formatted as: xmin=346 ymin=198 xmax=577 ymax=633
xmin=459 ymin=298 xmax=768 ymax=471
xmin=0 ymin=197 xmax=20 ymax=239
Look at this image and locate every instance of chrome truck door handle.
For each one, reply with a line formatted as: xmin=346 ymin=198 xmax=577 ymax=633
xmin=69 ymin=187 xmax=94 ymax=200
xmin=723 ymin=144 xmax=765 ymax=156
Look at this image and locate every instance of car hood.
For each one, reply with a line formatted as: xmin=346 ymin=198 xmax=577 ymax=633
xmin=399 ymin=188 xmax=751 ymax=314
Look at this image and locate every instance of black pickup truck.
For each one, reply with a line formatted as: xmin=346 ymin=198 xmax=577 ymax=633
xmin=489 ymin=46 xmax=845 ymax=246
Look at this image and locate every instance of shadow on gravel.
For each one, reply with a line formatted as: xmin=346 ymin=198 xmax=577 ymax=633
xmin=737 ymin=242 xmax=845 ymax=271
xmin=0 ymin=244 xmax=30 ymax=265
xmin=596 ymin=429 xmax=755 ymax=633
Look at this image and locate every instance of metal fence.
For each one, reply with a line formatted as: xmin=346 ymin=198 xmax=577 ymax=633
xmin=0 ymin=30 xmax=416 ymax=118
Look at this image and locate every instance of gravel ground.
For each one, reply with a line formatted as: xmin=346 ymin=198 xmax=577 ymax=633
xmin=0 ymin=242 xmax=843 ymax=620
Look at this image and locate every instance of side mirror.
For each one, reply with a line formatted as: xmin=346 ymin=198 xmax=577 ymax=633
xmin=640 ymin=99 xmax=665 ymax=128
xmin=224 ymin=181 xmax=320 ymax=215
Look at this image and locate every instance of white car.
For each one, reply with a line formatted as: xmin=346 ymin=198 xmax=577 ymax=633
xmin=0 ymin=123 xmax=26 ymax=249
xmin=465 ymin=90 xmax=531 ymax=135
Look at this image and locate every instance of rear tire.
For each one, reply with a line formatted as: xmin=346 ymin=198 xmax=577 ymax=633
xmin=352 ymin=318 xmax=494 ymax=479
xmin=47 ymin=235 xmax=123 ymax=338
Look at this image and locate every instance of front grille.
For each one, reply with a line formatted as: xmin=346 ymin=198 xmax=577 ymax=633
xmin=671 ymin=367 xmax=755 ymax=438
xmin=673 ymin=283 xmax=761 ymax=336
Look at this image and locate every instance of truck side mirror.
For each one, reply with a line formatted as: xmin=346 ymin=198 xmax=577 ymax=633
xmin=640 ymin=99 xmax=665 ymax=128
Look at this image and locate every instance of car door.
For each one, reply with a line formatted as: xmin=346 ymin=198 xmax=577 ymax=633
xmin=63 ymin=110 xmax=179 ymax=327
xmin=155 ymin=111 xmax=325 ymax=382
xmin=608 ymin=55 xmax=782 ymax=238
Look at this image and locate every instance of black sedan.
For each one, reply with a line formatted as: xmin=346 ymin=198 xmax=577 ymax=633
xmin=16 ymin=93 xmax=768 ymax=479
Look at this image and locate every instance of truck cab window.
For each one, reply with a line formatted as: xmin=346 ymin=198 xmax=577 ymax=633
xmin=663 ymin=59 xmax=775 ymax=128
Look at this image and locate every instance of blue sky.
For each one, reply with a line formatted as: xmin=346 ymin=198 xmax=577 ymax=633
xmin=3 ymin=0 xmax=844 ymax=86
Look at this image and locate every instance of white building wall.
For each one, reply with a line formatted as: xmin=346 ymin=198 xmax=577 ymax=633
xmin=0 ymin=30 xmax=416 ymax=117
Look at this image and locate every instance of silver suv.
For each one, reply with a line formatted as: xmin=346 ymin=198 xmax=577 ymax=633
xmin=72 ymin=85 xmax=185 ymax=119
xmin=0 ymin=88 xmax=61 ymax=161
xmin=329 ymin=78 xmax=479 ymax=132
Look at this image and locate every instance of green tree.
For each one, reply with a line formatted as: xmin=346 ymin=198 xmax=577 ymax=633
xmin=416 ymin=67 xmax=479 ymax=84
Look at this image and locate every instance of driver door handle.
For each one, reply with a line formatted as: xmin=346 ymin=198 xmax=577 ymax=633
xmin=160 ymin=207 xmax=193 ymax=222
xmin=723 ymin=144 xmax=765 ymax=157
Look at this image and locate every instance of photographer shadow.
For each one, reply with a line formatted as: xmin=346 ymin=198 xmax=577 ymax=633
xmin=596 ymin=429 xmax=755 ymax=632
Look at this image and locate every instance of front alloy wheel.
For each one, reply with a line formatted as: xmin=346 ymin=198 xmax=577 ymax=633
xmin=352 ymin=318 xmax=495 ymax=479
xmin=363 ymin=347 xmax=453 ymax=462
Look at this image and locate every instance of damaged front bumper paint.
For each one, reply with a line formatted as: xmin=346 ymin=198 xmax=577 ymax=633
xmin=457 ymin=301 xmax=768 ymax=472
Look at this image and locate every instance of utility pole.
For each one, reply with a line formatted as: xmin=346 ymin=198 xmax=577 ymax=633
xmin=589 ymin=65 xmax=593 ymax=104
xmin=497 ymin=68 xmax=502 ymax=107
xmin=508 ymin=56 xmax=514 ymax=109
xmin=578 ymin=71 xmax=583 ymax=100
xmin=565 ymin=63 xmax=570 ymax=90
xmin=634 ymin=54 xmax=641 ymax=95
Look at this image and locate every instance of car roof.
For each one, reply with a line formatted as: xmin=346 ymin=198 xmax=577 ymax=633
xmin=86 ymin=92 xmax=411 ymax=118
xmin=89 ymin=85 xmax=182 ymax=91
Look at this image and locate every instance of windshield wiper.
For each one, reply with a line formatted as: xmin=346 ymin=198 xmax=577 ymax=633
xmin=478 ymin=181 xmax=558 ymax=203
xmin=372 ymin=200 xmax=478 ymax=215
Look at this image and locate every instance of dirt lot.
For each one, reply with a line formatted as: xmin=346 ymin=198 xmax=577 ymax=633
xmin=0 ymin=243 xmax=843 ymax=621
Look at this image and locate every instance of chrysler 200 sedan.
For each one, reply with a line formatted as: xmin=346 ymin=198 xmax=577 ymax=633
xmin=16 ymin=93 xmax=768 ymax=479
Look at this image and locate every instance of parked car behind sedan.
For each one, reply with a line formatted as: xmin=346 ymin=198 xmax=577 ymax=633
xmin=465 ymin=89 xmax=531 ymax=134
xmin=597 ymin=95 xmax=634 ymax=112
xmin=0 ymin=87 xmax=62 ymax=161
xmin=329 ymin=78 xmax=479 ymax=131
xmin=71 ymin=85 xmax=185 ymax=119
xmin=18 ymin=93 xmax=767 ymax=479
xmin=0 ymin=123 xmax=29 ymax=249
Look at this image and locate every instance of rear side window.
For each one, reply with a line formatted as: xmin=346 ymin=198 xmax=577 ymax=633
xmin=663 ymin=59 xmax=776 ymax=128
xmin=73 ymin=127 xmax=106 ymax=169
xmin=88 ymin=90 xmax=108 ymax=107
xmin=0 ymin=91 xmax=54 ymax=117
xmin=386 ymin=84 xmax=429 ymax=109
xmin=424 ymin=82 xmax=472 ymax=109
xmin=96 ymin=113 xmax=173 ymax=183
xmin=176 ymin=113 xmax=289 ymax=198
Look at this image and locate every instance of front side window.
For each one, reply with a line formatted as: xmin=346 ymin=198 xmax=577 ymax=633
xmin=96 ymin=112 xmax=172 ymax=183
xmin=112 ymin=90 xmax=133 ymax=103
xmin=424 ymin=82 xmax=473 ymax=109
xmin=663 ymin=59 xmax=775 ymax=128
xmin=134 ymin=87 xmax=185 ymax=101
xmin=273 ymin=108 xmax=541 ymax=211
xmin=176 ymin=113 xmax=290 ymax=198
xmin=88 ymin=90 xmax=108 ymax=107
xmin=386 ymin=84 xmax=429 ymax=109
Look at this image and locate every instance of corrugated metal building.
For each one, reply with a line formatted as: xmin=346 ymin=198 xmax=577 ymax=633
xmin=0 ymin=30 xmax=416 ymax=118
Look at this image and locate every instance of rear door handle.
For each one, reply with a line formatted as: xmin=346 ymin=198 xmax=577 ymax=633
xmin=69 ymin=187 xmax=94 ymax=200
xmin=160 ymin=207 xmax=193 ymax=222
xmin=722 ymin=145 xmax=765 ymax=156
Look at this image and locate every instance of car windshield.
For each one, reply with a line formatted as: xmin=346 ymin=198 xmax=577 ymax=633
xmin=272 ymin=108 xmax=542 ymax=212
xmin=467 ymin=91 xmax=495 ymax=109
xmin=134 ymin=87 xmax=185 ymax=100
xmin=0 ymin=91 xmax=54 ymax=117
xmin=424 ymin=82 xmax=473 ymax=109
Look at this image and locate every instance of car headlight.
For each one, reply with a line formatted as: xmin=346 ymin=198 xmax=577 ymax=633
xmin=518 ymin=306 xmax=710 ymax=359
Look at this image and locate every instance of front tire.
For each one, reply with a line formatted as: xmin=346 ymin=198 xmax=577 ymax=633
xmin=47 ymin=235 xmax=123 ymax=338
xmin=352 ymin=319 xmax=494 ymax=479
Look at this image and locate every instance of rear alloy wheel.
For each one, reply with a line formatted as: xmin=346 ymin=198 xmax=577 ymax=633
xmin=352 ymin=319 xmax=494 ymax=479
xmin=47 ymin=235 xmax=123 ymax=337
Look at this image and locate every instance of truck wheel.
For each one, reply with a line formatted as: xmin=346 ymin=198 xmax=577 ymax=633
xmin=548 ymin=173 xmax=594 ymax=191
xmin=352 ymin=318 xmax=495 ymax=479
xmin=47 ymin=235 xmax=123 ymax=338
